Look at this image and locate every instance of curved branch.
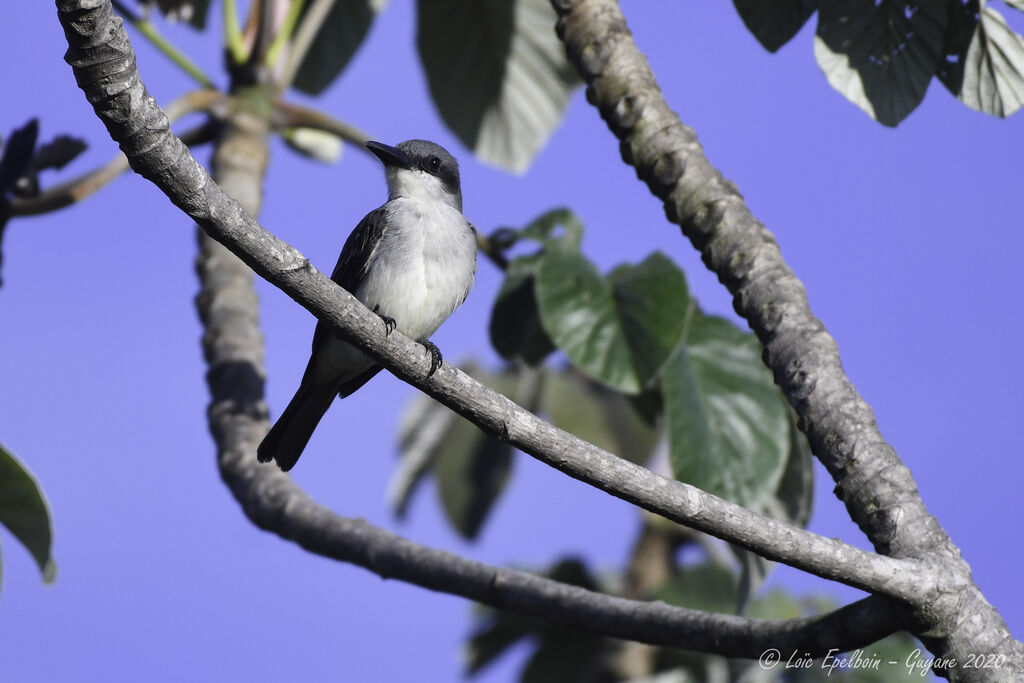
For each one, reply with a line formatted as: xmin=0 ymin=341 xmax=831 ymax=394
xmin=7 ymin=89 xmax=227 ymax=217
xmin=56 ymin=0 xmax=929 ymax=604
xmin=549 ymin=0 xmax=1024 ymax=677
xmin=272 ymin=100 xmax=370 ymax=148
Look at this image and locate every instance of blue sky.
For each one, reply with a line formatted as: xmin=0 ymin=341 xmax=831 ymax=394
xmin=2 ymin=2 xmax=1022 ymax=681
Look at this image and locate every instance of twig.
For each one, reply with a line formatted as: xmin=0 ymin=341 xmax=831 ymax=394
xmin=7 ymin=89 xmax=226 ymax=217
xmin=110 ymin=0 xmax=216 ymax=88
xmin=278 ymin=0 xmax=337 ymax=91
xmin=222 ymin=0 xmax=249 ymax=65
xmin=272 ymin=100 xmax=370 ymax=147
xmin=266 ymin=0 xmax=307 ymax=67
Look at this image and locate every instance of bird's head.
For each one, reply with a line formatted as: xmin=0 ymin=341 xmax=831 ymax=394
xmin=366 ymin=139 xmax=462 ymax=211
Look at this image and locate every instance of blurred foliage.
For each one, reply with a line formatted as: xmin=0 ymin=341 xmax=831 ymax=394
xmin=0 ymin=441 xmax=56 ymax=593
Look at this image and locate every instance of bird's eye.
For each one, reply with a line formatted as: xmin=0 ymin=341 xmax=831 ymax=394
xmin=428 ymin=156 xmax=441 ymax=172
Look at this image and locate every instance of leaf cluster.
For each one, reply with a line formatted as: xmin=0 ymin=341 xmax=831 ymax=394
xmin=734 ymin=0 xmax=1024 ymax=124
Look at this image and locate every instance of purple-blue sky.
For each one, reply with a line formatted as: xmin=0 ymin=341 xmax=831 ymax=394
xmin=2 ymin=2 xmax=1022 ymax=681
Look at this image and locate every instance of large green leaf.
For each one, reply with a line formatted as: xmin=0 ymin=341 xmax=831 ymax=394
xmin=489 ymin=253 xmax=555 ymax=365
xmin=733 ymin=0 xmax=818 ymax=52
xmin=733 ymin=405 xmax=815 ymax=611
xmin=292 ymin=0 xmax=382 ymax=95
xmin=392 ymin=363 xmax=519 ymax=540
xmin=651 ymin=563 xmax=738 ymax=614
xmin=488 ymin=210 xmax=585 ymax=365
xmin=434 ymin=415 xmax=513 ymax=540
xmin=540 ymin=369 xmax=659 ymax=465
xmin=0 ymin=443 xmax=56 ymax=584
xmin=536 ymin=249 xmax=690 ymax=394
xmin=939 ymin=0 xmax=1024 ymax=117
xmin=814 ymin=0 xmax=948 ymax=126
xmin=416 ymin=0 xmax=580 ymax=172
xmin=663 ymin=314 xmax=789 ymax=508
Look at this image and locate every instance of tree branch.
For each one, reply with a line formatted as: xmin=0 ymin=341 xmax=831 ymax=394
xmin=57 ymin=0 xmax=930 ymax=603
xmin=271 ymin=100 xmax=370 ymax=147
xmin=56 ymin=0 xmax=935 ymax=663
xmin=7 ymin=90 xmax=225 ymax=217
xmin=549 ymin=0 xmax=1023 ymax=677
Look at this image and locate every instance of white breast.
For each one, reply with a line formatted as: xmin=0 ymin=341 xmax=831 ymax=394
xmin=354 ymin=197 xmax=476 ymax=342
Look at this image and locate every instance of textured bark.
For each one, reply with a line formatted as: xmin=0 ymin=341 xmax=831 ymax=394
xmin=550 ymin=0 xmax=1023 ymax=678
xmin=56 ymin=0 xmax=965 ymax=667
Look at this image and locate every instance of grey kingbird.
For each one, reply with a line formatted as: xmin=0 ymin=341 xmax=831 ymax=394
xmin=257 ymin=139 xmax=477 ymax=472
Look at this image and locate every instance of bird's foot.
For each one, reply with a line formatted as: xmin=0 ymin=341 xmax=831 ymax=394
xmin=373 ymin=305 xmax=397 ymax=337
xmin=417 ymin=339 xmax=443 ymax=377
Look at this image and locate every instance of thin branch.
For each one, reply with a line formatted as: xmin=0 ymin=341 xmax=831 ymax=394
xmin=7 ymin=89 xmax=226 ymax=217
xmin=56 ymin=0 xmax=930 ymax=604
xmin=267 ymin=0 xmax=306 ymax=67
xmin=110 ymin=0 xmax=215 ymax=89
xmin=278 ymin=0 xmax=337 ymax=91
xmin=549 ymin=0 xmax=1024 ymax=677
xmin=271 ymin=100 xmax=370 ymax=147
xmin=222 ymin=0 xmax=249 ymax=65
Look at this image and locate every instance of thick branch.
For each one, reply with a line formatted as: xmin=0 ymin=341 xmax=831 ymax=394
xmin=57 ymin=0 xmax=929 ymax=603
xmin=549 ymin=0 xmax=1023 ymax=678
xmin=57 ymin=0 xmax=935 ymax=662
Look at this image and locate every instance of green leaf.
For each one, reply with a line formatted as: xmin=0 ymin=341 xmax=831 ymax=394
xmin=393 ymin=363 xmax=518 ymax=539
xmin=489 ymin=254 xmax=555 ymax=365
xmin=663 ymin=314 xmax=789 ymax=507
xmin=465 ymin=558 xmax=602 ymax=678
xmin=651 ymin=563 xmax=737 ymax=613
xmin=536 ymin=249 xmax=690 ymax=394
xmin=0 ymin=119 xmax=38 ymax=194
xmin=0 ymin=443 xmax=56 ymax=583
xmin=733 ymin=0 xmax=818 ymax=53
xmin=733 ymin=405 xmax=815 ymax=610
xmin=540 ymin=369 xmax=659 ymax=465
xmin=774 ymin=407 xmax=815 ymax=529
xmin=292 ymin=0 xmax=381 ymax=95
xmin=520 ymin=631 xmax=606 ymax=683
xmin=940 ymin=1 xmax=1024 ymax=117
xmin=144 ymin=0 xmax=212 ymax=29
xmin=435 ymin=415 xmax=513 ymax=540
xmin=519 ymin=208 xmax=583 ymax=249
xmin=186 ymin=0 xmax=212 ymax=30
xmin=814 ymin=0 xmax=948 ymax=126
xmin=465 ymin=607 xmax=536 ymax=675
xmin=416 ymin=0 xmax=580 ymax=172
xmin=487 ymin=210 xmax=584 ymax=364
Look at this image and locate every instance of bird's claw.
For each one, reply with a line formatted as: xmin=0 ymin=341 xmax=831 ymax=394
xmin=417 ymin=339 xmax=443 ymax=377
xmin=373 ymin=305 xmax=397 ymax=337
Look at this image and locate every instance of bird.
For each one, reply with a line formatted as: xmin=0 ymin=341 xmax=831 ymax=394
xmin=257 ymin=139 xmax=477 ymax=472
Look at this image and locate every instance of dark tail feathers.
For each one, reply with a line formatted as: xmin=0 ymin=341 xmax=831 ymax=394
xmin=257 ymin=380 xmax=338 ymax=472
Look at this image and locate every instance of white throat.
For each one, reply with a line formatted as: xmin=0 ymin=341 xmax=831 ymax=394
xmin=385 ymin=167 xmax=461 ymax=211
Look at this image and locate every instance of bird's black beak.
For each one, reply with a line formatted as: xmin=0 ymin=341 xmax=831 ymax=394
xmin=365 ymin=141 xmax=413 ymax=169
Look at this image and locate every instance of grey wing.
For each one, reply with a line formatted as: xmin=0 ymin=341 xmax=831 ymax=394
xmin=310 ymin=207 xmax=390 ymax=353
xmin=331 ymin=207 xmax=390 ymax=294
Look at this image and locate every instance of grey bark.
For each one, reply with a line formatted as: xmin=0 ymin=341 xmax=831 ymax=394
xmin=52 ymin=0 xmax=1009 ymax=672
xmin=549 ymin=0 xmax=1023 ymax=679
